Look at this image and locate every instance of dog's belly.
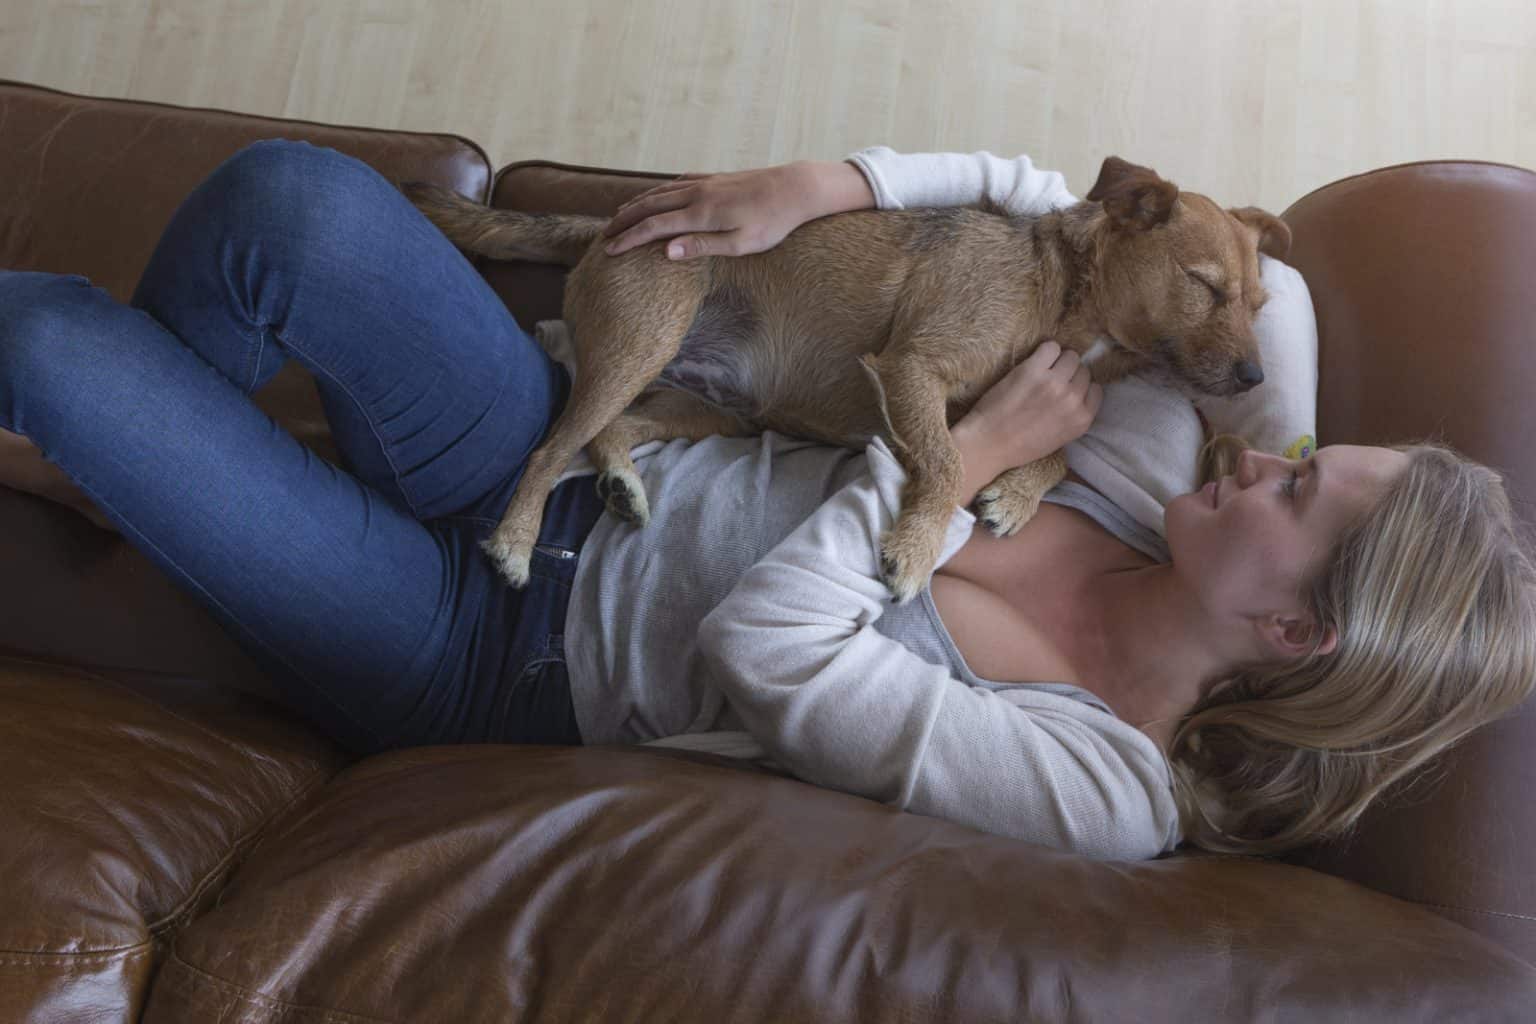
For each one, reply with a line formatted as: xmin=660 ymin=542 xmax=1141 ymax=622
xmin=649 ymin=287 xmax=887 ymax=446
xmin=651 ymin=286 xmax=761 ymax=418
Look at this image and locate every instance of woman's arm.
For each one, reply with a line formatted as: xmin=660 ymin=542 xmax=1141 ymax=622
xmin=841 ymin=145 xmax=1079 ymax=217
xmin=695 ymin=434 xmax=1180 ymax=861
xmin=601 ymin=146 xmax=1077 ymax=258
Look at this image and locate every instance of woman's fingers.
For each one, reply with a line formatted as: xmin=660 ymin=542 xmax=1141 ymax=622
xmin=664 ymin=228 xmax=748 ymax=259
xmin=614 ymin=180 xmax=695 ymax=216
xmin=614 ymin=173 xmax=708 ymax=213
xmin=605 ymin=207 xmax=717 ymax=256
xmin=605 ymin=186 xmax=697 ymax=237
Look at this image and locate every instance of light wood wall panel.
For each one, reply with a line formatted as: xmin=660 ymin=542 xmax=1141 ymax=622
xmin=3 ymin=0 xmax=1534 ymax=212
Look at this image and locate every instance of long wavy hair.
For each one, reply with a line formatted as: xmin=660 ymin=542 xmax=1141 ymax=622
xmin=1161 ymin=433 xmax=1536 ymax=856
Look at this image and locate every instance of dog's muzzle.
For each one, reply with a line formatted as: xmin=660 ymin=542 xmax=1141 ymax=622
xmin=1233 ymin=360 xmax=1264 ymax=391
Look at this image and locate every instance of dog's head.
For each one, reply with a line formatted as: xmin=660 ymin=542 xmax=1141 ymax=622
xmin=1084 ymin=156 xmax=1290 ymax=398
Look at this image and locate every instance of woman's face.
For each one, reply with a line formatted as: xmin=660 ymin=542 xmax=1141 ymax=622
xmin=1166 ymin=443 xmax=1411 ymax=656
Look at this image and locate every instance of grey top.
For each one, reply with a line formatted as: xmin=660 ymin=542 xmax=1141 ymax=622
xmin=561 ymin=434 xmax=1168 ymax=746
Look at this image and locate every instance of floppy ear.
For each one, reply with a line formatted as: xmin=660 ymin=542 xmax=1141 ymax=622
xmin=1086 ymin=156 xmax=1179 ymax=231
xmin=1228 ymin=206 xmax=1292 ymax=261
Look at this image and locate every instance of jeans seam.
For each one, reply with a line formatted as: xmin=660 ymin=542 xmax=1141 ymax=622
xmin=441 ymin=514 xmax=499 ymax=528
xmin=247 ymin=323 xmax=267 ymax=396
xmin=271 ymin=324 xmax=424 ymax=520
xmin=53 ymin=466 xmax=389 ymax=751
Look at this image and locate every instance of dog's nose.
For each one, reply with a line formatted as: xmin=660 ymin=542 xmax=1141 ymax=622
xmin=1233 ymin=361 xmax=1264 ymax=389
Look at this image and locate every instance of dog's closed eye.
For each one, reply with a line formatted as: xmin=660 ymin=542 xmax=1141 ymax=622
xmin=1184 ymin=267 xmax=1227 ymax=304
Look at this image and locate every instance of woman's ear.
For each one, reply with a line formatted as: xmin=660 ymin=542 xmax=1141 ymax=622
xmin=1271 ymin=615 xmax=1338 ymax=659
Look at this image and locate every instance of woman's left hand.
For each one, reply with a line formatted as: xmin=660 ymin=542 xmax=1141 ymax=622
xmin=602 ymin=158 xmax=880 ymax=261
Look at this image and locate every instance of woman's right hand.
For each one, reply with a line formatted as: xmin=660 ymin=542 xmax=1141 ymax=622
xmin=950 ymin=340 xmax=1104 ymax=491
xmin=601 ymin=159 xmax=876 ymax=261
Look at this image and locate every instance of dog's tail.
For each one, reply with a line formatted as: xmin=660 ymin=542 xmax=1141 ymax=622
xmin=398 ymin=181 xmax=605 ymax=266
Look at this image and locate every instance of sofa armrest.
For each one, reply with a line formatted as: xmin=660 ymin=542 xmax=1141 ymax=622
xmin=1278 ymin=160 xmax=1536 ymax=966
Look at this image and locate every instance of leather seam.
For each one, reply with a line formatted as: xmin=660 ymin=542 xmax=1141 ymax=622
xmin=145 ymin=770 xmax=340 ymax=934
xmin=1412 ymin=900 xmax=1536 ymax=924
xmin=0 ymin=947 xmax=152 ymax=964
xmin=161 ymin=947 xmax=397 ymax=1023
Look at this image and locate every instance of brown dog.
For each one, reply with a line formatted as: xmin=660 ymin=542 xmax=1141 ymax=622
xmin=400 ymin=157 xmax=1289 ymax=602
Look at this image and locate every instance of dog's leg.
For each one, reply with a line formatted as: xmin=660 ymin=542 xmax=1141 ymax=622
xmin=973 ymin=452 xmax=1069 ymax=537
xmin=585 ymin=389 xmax=756 ymax=522
xmin=862 ymin=355 xmax=965 ymax=604
xmin=483 ymin=298 xmax=699 ymax=589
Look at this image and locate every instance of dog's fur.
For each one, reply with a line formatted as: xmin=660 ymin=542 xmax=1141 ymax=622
xmin=400 ymin=157 xmax=1289 ymax=602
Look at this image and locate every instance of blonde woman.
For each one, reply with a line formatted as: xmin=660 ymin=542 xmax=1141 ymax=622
xmin=604 ymin=148 xmax=1536 ymax=856
xmin=2 ymin=141 xmax=1532 ymax=860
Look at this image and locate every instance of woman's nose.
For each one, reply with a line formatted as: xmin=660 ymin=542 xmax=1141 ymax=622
xmin=1235 ymin=447 xmax=1279 ymax=487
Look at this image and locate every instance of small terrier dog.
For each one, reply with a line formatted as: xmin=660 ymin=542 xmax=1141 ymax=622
xmin=401 ymin=157 xmax=1288 ymax=602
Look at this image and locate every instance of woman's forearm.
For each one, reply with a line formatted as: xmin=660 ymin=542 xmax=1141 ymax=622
xmin=800 ymin=159 xmax=877 ymax=219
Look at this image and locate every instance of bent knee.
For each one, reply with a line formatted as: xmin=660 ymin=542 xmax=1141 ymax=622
xmin=212 ymin=137 xmax=391 ymax=226
xmin=0 ymin=272 xmax=107 ymax=372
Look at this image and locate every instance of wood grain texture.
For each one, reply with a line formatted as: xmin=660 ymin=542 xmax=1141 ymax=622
xmin=3 ymin=0 xmax=1534 ymax=210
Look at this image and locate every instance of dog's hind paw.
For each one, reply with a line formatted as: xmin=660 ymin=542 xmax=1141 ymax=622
xmin=596 ymin=468 xmax=651 ymax=525
xmin=479 ymin=534 xmax=531 ymax=589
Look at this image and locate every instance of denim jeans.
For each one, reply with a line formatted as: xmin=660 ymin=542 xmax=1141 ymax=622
xmin=0 ymin=138 xmax=607 ymax=757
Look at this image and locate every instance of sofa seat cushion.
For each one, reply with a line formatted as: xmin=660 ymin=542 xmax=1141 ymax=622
xmin=144 ymin=743 xmax=1536 ymax=1023
xmin=0 ymin=655 xmax=348 ymax=1024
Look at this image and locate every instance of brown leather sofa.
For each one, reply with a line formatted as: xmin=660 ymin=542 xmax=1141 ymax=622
xmin=2 ymin=77 xmax=1533 ymax=1023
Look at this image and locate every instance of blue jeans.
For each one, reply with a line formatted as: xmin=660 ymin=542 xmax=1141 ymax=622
xmin=0 ymin=138 xmax=607 ymax=756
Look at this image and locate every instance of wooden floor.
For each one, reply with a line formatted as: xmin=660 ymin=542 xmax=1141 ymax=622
xmin=4 ymin=0 xmax=1535 ymax=212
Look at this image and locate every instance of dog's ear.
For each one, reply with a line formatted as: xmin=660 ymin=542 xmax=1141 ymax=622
xmin=1086 ymin=156 xmax=1179 ymax=231
xmin=1228 ymin=206 xmax=1292 ymax=261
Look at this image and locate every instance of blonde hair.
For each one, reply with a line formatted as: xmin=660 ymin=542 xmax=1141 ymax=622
xmin=1164 ymin=434 xmax=1536 ymax=856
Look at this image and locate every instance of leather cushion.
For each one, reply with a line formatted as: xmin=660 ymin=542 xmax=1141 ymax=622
xmin=0 ymin=655 xmax=347 ymax=1024
xmin=144 ymin=743 xmax=1536 ymax=1022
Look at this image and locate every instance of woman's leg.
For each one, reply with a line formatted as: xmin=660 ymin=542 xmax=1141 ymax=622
xmin=0 ymin=270 xmax=455 ymax=755
xmin=129 ymin=137 xmax=570 ymax=526
xmin=0 ymin=140 xmax=579 ymax=754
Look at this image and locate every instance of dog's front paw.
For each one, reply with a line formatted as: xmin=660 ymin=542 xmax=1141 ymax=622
xmin=479 ymin=533 xmax=531 ymax=589
xmin=596 ymin=468 xmax=651 ymax=526
xmin=878 ymin=521 xmax=941 ymax=605
xmin=975 ymin=484 xmax=1043 ymax=538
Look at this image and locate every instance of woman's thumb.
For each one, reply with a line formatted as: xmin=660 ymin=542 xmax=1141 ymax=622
xmin=667 ymin=237 xmax=699 ymax=259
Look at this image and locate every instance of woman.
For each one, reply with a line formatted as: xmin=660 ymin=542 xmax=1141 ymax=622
xmin=1 ymin=140 xmax=1531 ymax=861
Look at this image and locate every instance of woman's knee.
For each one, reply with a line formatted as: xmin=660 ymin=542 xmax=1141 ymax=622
xmin=0 ymin=272 xmax=106 ymax=383
xmin=204 ymin=138 xmax=397 ymax=246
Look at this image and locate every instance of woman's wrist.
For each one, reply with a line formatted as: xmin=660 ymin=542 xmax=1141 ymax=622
xmin=798 ymin=159 xmax=876 ymax=220
xmin=950 ymin=419 xmax=1003 ymax=508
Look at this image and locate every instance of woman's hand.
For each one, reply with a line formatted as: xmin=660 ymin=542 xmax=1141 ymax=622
xmin=601 ymin=159 xmax=875 ymax=260
xmin=950 ymin=340 xmax=1103 ymax=503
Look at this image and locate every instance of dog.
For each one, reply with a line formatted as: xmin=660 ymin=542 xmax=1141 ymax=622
xmin=399 ymin=156 xmax=1289 ymax=603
